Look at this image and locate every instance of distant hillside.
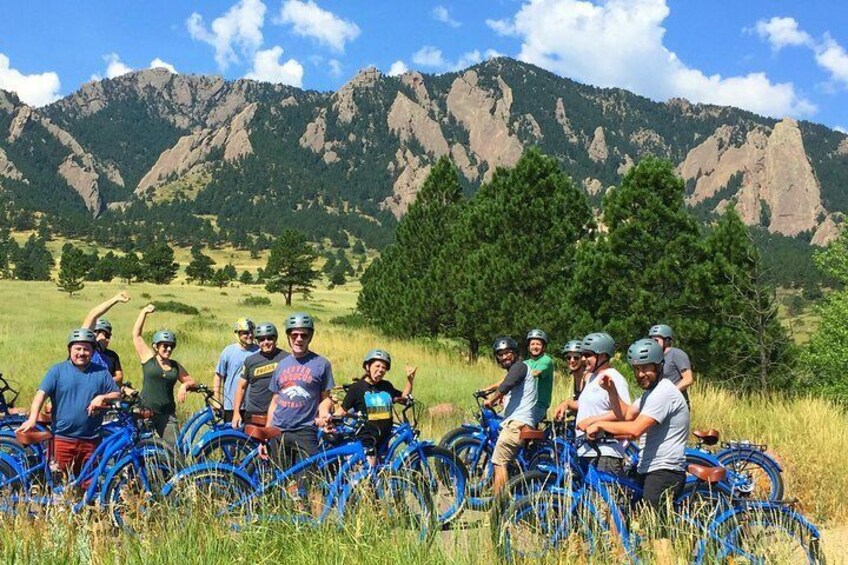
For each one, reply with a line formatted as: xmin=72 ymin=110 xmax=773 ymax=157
xmin=1 ymin=57 xmax=847 ymax=251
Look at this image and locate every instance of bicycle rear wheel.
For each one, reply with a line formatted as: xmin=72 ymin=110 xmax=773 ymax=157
xmin=163 ymin=464 xmax=256 ymax=525
xmin=718 ymin=449 xmax=784 ymax=501
xmin=495 ymin=489 xmax=573 ymax=561
xmin=397 ymin=445 xmax=467 ymax=526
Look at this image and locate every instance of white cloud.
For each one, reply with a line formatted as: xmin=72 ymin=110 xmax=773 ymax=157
xmin=835 ymin=126 xmax=847 ymax=134
xmin=150 ymin=58 xmax=178 ymax=73
xmin=412 ymin=46 xmax=446 ymax=68
xmin=277 ymin=0 xmax=360 ymax=52
xmin=496 ymin=0 xmax=815 ymax=118
xmin=432 ymin=5 xmax=461 ymax=28
xmin=244 ymin=46 xmax=304 ymax=86
xmin=96 ymin=53 xmax=133 ymax=79
xmin=328 ymin=58 xmax=343 ymax=77
xmin=387 ymin=60 xmax=408 ymax=76
xmin=187 ymin=0 xmax=266 ymax=69
xmin=753 ymin=17 xmax=812 ymax=51
xmin=0 ymin=53 xmax=61 ymax=107
xmin=484 ymin=49 xmax=505 ymax=60
xmin=815 ymin=34 xmax=848 ymax=86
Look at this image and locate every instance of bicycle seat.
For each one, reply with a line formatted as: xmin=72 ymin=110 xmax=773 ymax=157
xmin=693 ymin=429 xmax=720 ymax=446
xmin=519 ymin=428 xmax=545 ymax=441
xmin=687 ymin=463 xmax=726 ymax=484
xmin=249 ymin=414 xmax=268 ymax=426
xmin=15 ymin=429 xmax=54 ymax=446
xmin=243 ymin=425 xmax=282 ymax=441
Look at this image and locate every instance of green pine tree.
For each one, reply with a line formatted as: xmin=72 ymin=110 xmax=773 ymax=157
xmin=13 ymin=235 xmax=53 ymax=281
xmin=264 ymin=229 xmax=319 ymax=306
xmin=140 ymin=241 xmax=179 ymax=284
xmin=56 ymin=243 xmax=87 ymax=296
xmin=185 ymin=245 xmax=216 ymax=285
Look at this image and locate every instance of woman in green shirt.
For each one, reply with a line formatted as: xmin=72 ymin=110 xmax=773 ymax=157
xmin=132 ymin=304 xmax=196 ymax=444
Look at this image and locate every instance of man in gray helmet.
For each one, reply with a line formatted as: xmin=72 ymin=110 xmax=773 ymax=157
xmin=82 ymin=291 xmax=131 ymax=383
xmin=231 ymin=322 xmax=288 ymax=429
xmin=17 ymin=328 xmax=121 ymax=477
xmin=648 ymin=324 xmax=694 ymax=405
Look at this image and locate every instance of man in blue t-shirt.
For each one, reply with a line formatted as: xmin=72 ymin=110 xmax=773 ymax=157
xmin=214 ymin=318 xmax=259 ymax=423
xmin=263 ymin=312 xmax=334 ymax=467
xmin=17 ymin=328 xmax=121 ymax=477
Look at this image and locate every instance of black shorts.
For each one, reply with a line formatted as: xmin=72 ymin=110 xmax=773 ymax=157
xmin=268 ymin=427 xmax=320 ymax=469
xmin=639 ymin=469 xmax=686 ymax=513
xmin=223 ymin=409 xmax=246 ymax=424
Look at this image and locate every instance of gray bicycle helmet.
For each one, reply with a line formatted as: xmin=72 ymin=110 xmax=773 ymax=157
xmin=152 ymin=330 xmax=177 ymax=347
xmin=561 ymin=339 xmax=583 ymax=355
xmin=233 ymin=318 xmax=256 ymax=333
xmin=648 ymin=324 xmax=674 ymax=340
xmin=67 ymin=328 xmax=97 ymax=347
xmin=363 ymin=349 xmax=392 ymax=370
xmin=285 ymin=312 xmax=315 ymax=333
xmin=492 ymin=336 xmax=518 ymax=355
xmin=627 ymin=339 xmax=664 ymax=365
xmin=254 ymin=322 xmax=278 ymax=339
xmin=94 ymin=319 xmax=112 ymax=334
xmin=526 ymin=329 xmax=549 ymax=344
xmin=581 ymin=332 xmax=615 ymax=357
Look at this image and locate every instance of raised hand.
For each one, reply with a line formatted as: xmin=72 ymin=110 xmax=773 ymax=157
xmin=406 ymin=365 xmax=417 ymax=381
xmin=115 ymin=291 xmax=131 ymax=303
xmin=143 ymin=303 xmax=156 ymax=315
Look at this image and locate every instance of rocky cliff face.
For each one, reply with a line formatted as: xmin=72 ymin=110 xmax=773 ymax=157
xmin=3 ymin=58 xmax=846 ymax=247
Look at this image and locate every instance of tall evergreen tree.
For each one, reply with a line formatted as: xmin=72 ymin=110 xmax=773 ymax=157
xmin=185 ymin=245 xmax=216 ymax=285
xmin=567 ymin=157 xmax=702 ymax=345
xmin=140 ymin=241 xmax=179 ymax=284
xmin=359 ymin=156 xmax=465 ymax=338
xmin=57 ymin=243 xmax=87 ymax=296
xmin=446 ymin=149 xmax=593 ymax=357
xmin=13 ymin=235 xmax=53 ymax=281
xmin=264 ymin=229 xmax=319 ymax=306
xmin=118 ymin=252 xmax=142 ymax=284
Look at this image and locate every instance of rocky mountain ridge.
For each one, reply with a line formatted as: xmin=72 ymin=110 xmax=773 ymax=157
xmin=1 ymin=58 xmax=846 ymax=245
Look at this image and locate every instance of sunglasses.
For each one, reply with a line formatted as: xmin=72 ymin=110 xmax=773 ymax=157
xmin=258 ymin=336 xmax=277 ymax=343
xmin=98 ymin=332 xmax=112 ymax=339
xmin=158 ymin=343 xmax=175 ymax=350
xmin=237 ymin=331 xmax=254 ymax=336
xmin=582 ymin=352 xmax=596 ymax=358
xmin=289 ymin=332 xmax=311 ymax=340
xmin=566 ymin=354 xmax=581 ymax=361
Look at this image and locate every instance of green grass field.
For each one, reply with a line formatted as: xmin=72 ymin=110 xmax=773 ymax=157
xmin=0 ymin=279 xmax=846 ymax=563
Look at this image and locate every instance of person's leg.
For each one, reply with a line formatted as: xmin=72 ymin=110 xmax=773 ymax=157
xmin=51 ymin=437 xmax=77 ymax=480
xmin=161 ymin=415 xmax=179 ymax=446
xmin=491 ymin=420 xmax=524 ymax=495
xmin=596 ymin=456 xmax=625 ymax=477
xmin=641 ymin=470 xmax=686 ymax=565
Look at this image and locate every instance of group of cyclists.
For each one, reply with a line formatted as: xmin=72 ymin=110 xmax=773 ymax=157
xmin=14 ymin=291 xmax=697 ymax=521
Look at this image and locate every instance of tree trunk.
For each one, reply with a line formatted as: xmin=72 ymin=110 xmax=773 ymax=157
xmin=468 ymin=337 xmax=479 ymax=362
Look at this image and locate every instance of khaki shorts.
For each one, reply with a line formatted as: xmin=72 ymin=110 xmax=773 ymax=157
xmin=492 ymin=419 xmax=529 ymax=467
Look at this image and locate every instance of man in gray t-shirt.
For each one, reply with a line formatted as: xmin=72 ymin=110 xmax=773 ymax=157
xmin=648 ymin=324 xmax=694 ymax=405
xmin=635 ymin=378 xmax=689 ymax=474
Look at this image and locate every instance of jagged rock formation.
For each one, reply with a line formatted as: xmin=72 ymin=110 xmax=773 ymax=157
xmin=555 ymin=98 xmax=579 ymax=144
xmin=588 ymin=126 xmax=608 ymax=163
xmin=0 ymin=147 xmax=23 ymax=181
xmin=680 ymin=118 xmax=824 ymax=237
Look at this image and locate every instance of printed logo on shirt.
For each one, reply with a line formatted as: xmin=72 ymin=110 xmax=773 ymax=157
xmin=254 ymin=363 xmax=278 ymax=377
xmin=280 ymin=383 xmax=311 ymax=400
xmin=364 ymin=391 xmax=393 ymax=421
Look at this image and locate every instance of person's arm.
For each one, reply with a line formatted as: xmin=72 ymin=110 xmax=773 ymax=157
xmin=588 ymin=414 xmax=657 ymax=441
xmin=132 ymin=304 xmax=156 ymax=363
xmin=87 ymin=390 xmax=122 ymax=415
xmin=484 ymin=363 xmax=526 ymax=407
xmin=577 ymin=410 xmax=619 ymax=431
xmin=112 ymin=369 xmax=124 ymax=385
xmin=599 ymin=373 xmax=632 ymax=422
xmin=82 ymin=291 xmax=130 ymax=328
xmin=678 ymin=368 xmax=694 ymax=392
xmin=397 ymin=365 xmax=416 ymax=400
xmin=315 ymin=391 xmax=333 ymax=427
xmin=176 ymin=363 xmax=196 ymax=404
xmin=231 ymin=372 xmax=249 ymax=428
xmin=15 ymin=390 xmax=48 ymax=433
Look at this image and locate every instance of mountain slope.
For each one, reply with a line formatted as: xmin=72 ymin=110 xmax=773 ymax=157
xmin=1 ymin=58 xmax=846 ymax=247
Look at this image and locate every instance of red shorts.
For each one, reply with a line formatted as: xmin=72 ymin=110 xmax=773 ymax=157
xmin=52 ymin=436 xmax=99 ymax=478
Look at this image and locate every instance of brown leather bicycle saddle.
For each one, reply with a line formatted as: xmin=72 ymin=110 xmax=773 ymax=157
xmin=519 ymin=428 xmax=545 ymax=441
xmin=687 ymin=463 xmax=726 ymax=484
xmin=249 ymin=414 xmax=268 ymax=426
xmin=243 ymin=425 xmax=282 ymax=441
xmin=692 ymin=429 xmax=720 ymax=446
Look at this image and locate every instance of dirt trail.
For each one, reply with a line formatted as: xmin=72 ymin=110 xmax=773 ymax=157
xmin=823 ymin=526 xmax=848 ymax=564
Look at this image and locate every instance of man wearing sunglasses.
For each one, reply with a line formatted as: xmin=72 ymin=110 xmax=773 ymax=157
xmin=231 ymin=322 xmax=288 ymax=429
xmin=553 ymin=338 xmax=587 ymax=417
xmin=264 ymin=312 xmax=334 ymax=467
xmin=214 ymin=318 xmax=259 ymax=423
xmin=81 ymin=291 xmax=131 ymax=384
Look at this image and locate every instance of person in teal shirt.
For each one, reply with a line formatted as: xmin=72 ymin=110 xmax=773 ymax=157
xmin=525 ymin=329 xmax=554 ymax=421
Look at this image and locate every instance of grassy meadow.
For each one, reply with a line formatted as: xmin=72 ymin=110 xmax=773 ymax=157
xmin=1 ymin=279 xmax=847 ymax=563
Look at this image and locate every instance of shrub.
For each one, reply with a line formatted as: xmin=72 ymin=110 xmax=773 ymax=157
xmin=242 ymin=295 xmax=271 ymax=306
xmin=151 ymin=300 xmax=199 ymax=315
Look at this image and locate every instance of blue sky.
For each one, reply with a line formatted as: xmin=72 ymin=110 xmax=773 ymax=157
xmin=1 ymin=1 xmax=846 ymax=131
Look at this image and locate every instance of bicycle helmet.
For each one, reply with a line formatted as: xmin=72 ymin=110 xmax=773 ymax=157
xmin=285 ymin=312 xmax=315 ymax=333
xmin=152 ymin=330 xmax=177 ymax=347
xmin=581 ymin=332 xmax=615 ymax=357
xmin=648 ymin=324 xmax=674 ymax=340
xmin=363 ymin=349 xmax=392 ymax=370
xmin=561 ymin=339 xmax=583 ymax=355
xmin=254 ymin=322 xmax=278 ymax=339
xmin=94 ymin=319 xmax=112 ymax=334
xmin=492 ymin=336 xmax=518 ymax=355
xmin=67 ymin=328 xmax=97 ymax=347
xmin=627 ymin=339 xmax=664 ymax=365
xmin=233 ymin=318 xmax=256 ymax=333
xmin=526 ymin=329 xmax=549 ymax=344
